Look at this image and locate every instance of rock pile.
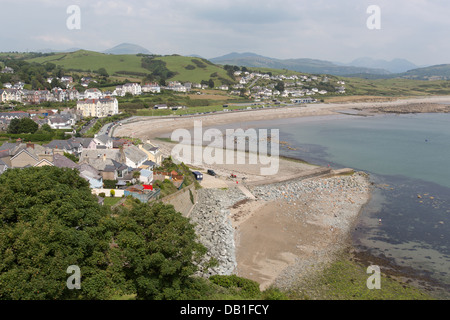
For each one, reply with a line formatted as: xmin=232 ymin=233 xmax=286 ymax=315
xmin=190 ymin=187 xmax=247 ymax=277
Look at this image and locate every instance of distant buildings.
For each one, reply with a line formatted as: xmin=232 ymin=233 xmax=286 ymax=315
xmin=114 ymin=83 xmax=142 ymax=96
xmin=141 ymin=83 xmax=161 ymax=94
xmin=1 ymin=66 xmax=14 ymax=74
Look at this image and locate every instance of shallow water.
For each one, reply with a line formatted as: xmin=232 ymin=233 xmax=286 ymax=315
xmin=208 ymin=112 xmax=450 ymax=297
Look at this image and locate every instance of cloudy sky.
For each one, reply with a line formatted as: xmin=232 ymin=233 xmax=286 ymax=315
xmin=0 ymin=0 xmax=449 ymax=66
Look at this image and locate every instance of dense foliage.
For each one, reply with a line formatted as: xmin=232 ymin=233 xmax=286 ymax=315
xmin=0 ymin=167 xmax=115 ymax=299
xmin=7 ymin=118 xmax=38 ymax=134
xmin=114 ymin=201 xmax=208 ymax=300
xmin=0 ymin=167 xmax=211 ymax=300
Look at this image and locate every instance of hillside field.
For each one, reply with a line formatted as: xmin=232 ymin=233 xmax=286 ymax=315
xmin=25 ymin=50 xmax=234 ymax=84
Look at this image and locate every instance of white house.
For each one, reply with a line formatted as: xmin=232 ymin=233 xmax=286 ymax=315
xmin=142 ymin=83 xmax=161 ymax=93
xmin=124 ymin=145 xmax=148 ymax=168
xmin=84 ymin=88 xmax=103 ymax=100
xmin=93 ymin=134 xmax=114 ymax=149
xmin=138 ymin=169 xmax=154 ymax=184
xmin=123 ymin=83 xmax=142 ymax=96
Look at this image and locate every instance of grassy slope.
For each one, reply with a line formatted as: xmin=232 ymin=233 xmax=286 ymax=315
xmin=343 ymin=77 xmax=450 ymax=96
xmin=26 ymin=50 xmax=145 ymax=74
xmin=26 ymin=51 xmax=234 ymax=84
xmin=286 ymin=250 xmax=437 ymax=300
xmin=156 ymin=55 xmax=234 ymax=83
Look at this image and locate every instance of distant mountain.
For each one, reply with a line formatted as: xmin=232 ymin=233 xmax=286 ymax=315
xmin=103 ymin=43 xmax=152 ymax=55
xmin=209 ymin=52 xmax=391 ymax=76
xmin=346 ymin=57 xmax=419 ymax=73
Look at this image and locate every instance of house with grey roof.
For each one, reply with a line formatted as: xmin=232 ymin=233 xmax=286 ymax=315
xmin=52 ymin=153 xmax=78 ymax=169
xmin=124 ymin=145 xmax=148 ymax=169
xmin=79 ymin=149 xmax=127 ymax=180
xmin=76 ymin=163 xmax=103 ymax=189
xmin=10 ymin=148 xmax=40 ymax=168
xmin=93 ymin=134 xmax=113 ymax=149
xmin=138 ymin=141 xmax=163 ymax=165
xmin=43 ymin=139 xmax=82 ymax=156
xmin=0 ymin=141 xmax=53 ymax=167
xmin=71 ymin=137 xmax=96 ymax=150
xmin=47 ymin=115 xmax=75 ymax=130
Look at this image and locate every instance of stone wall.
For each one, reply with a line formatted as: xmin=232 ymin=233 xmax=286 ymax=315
xmin=161 ymin=184 xmax=198 ymax=217
xmin=92 ymin=188 xmax=125 ymax=197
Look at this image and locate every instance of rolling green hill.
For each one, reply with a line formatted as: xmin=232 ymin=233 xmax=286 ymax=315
xmin=210 ymin=52 xmax=391 ymax=76
xmin=25 ymin=50 xmax=235 ymax=84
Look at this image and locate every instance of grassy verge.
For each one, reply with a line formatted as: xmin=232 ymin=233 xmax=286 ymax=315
xmin=103 ymin=197 xmax=122 ymax=207
xmin=285 ymin=249 xmax=438 ymax=300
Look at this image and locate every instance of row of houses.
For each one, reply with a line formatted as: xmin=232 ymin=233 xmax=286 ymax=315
xmin=0 ymin=109 xmax=79 ymax=132
xmin=0 ymin=140 xmax=104 ymax=188
xmin=0 ymin=88 xmax=81 ymax=104
xmin=0 ymin=135 xmax=164 ymax=189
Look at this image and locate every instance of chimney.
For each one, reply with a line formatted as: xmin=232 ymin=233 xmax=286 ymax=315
xmin=27 ymin=143 xmax=34 ymax=149
xmin=103 ymin=154 xmax=106 ymax=162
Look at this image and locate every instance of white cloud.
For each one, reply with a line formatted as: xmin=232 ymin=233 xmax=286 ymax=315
xmin=33 ymin=34 xmax=76 ymax=46
xmin=1 ymin=0 xmax=450 ymax=65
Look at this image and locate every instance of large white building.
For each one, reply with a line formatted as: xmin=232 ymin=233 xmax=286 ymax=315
xmin=114 ymin=83 xmax=142 ymax=96
xmin=77 ymin=97 xmax=119 ymax=118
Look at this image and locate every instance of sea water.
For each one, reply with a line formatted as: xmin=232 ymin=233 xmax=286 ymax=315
xmin=215 ymin=112 xmax=450 ymax=297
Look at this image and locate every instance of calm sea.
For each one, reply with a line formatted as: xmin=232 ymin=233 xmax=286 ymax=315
xmin=208 ymin=111 xmax=450 ymax=297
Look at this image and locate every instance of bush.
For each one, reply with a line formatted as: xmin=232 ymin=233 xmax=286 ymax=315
xmin=98 ymin=192 xmax=106 ymax=198
xmin=261 ymin=287 xmax=289 ymax=300
xmin=103 ymin=180 xmax=117 ymax=189
xmin=209 ymin=275 xmax=261 ymax=298
xmin=189 ymin=189 xmax=194 ymax=204
xmin=110 ymin=189 xmax=115 ymax=198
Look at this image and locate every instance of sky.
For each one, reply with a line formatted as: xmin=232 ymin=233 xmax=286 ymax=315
xmin=1 ymin=0 xmax=449 ymax=66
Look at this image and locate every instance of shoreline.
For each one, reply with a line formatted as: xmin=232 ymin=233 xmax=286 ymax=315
xmin=113 ymin=95 xmax=450 ymax=297
xmin=114 ymin=95 xmax=450 ymax=140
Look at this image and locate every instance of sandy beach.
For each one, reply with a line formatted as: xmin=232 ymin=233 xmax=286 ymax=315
xmin=113 ymin=95 xmax=450 ymax=290
xmin=114 ymin=95 xmax=450 ymax=141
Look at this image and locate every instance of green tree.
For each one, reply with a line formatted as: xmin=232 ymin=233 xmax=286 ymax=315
xmin=275 ymin=81 xmax=285 ymax=92
xmin=97 ymin=68 xmax=109 ymax=78
xmin=63 ymin=152 xmax=79 ymax=163
xmin=208 ymin=79 xmax=215 ymax=89
xmin=0 ymin=167 xmax=118 ymax=300
xmin=7 ymin=118 xmax=21 ymax=134
xmin=18 ymin=118 xmax=39 ymax=134
xmin=114 ymin=202 xmax=209 ymax=300
xmin=41 ymin=123 xmax=53 ymax=132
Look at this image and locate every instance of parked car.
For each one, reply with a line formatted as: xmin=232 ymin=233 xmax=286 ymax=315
xmin=192 ymin=171 xmax=203 ymax=181
xmin=207 ymin=169 xmax=216 ymax=176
